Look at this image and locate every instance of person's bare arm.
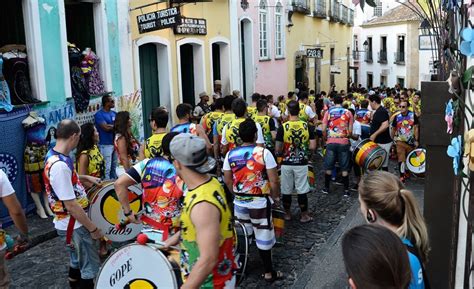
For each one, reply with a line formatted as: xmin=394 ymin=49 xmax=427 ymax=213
xmin=116 ymin=137 xmax=131 ymax=170
xmin=77 ymin=154 xmax=89 ymax=179
xmin=197 ymin=125 xmax=212 ymax=153
xmin=275 ymin=141 xmax=283 ymax=156
xmin=98 ymin=123 xmax=114 ymax=132
xmin=414 ymin=124 xmax=420 ymax=147
xmin=138 ymin=143 xmax=146 ymax=161
xmin=63 ymin=200 xmax=104 ymax=239
xmin=267 ymin=167 xmax=280 ymax=204
xmin=223 ymin=170 xmax=233 ymax=194
xmin=2 ymin=194 xmax=28 ymax=235
xmin=309 ymin=139 xmax=316 ymax=151
xmin=181 ymin=202 xmax=221 ymax=289
xmin=271 ymin=131 xmax=277 ymax=141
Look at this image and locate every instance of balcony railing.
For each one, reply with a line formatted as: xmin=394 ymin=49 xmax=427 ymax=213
xmin=341 ymin=5 xmax=348 ymax=24
xmin=292 ymin=0 xmax=311 ymax=14
xmin=313 ymin=0 xmax=327 ymax=18
xmin=348 ymin=9 xmax=354 ymax=26
xmin=378 ymin=50 xmax=387 ymax=63
xmin=329 ymin=0 xmax=340 ymax=21
xmin=394 ymin=51 xmax=405 ymax=64
xmin=352 ymin=50 xmax=360 ymax=61
xmin=365 ymin=51 xmax=373 ymax=62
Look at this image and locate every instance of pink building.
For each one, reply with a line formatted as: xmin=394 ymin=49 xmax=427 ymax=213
xmin=230 ymin=0 xmax=289 ymax=101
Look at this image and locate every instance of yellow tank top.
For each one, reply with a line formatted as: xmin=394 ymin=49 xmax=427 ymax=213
xmin=225 ymin=118 xmax=246 ymax=150
xmin=247 ymin=106 xmax=257 ymax=118
xmin=282 ymin=120 xmax=310 ymax=165
xmin=144 ymin=132 xmax=166 ymax=158
xmin=201 ymin=111 xmax=224 ymax=134
xmin=180 ymin=178 xmax=235 ymax=286
xmin=216 ymin=113 xmax=235 ymax=138
xmin=77 ymin=145 xmax=105 ymax=178
xmin=254 ymin=115 xmax=273 ymax=149
xmin=299 ymin=103 xmax=310 ymax=122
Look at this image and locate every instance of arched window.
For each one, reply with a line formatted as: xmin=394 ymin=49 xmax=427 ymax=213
xmin=259 ymin=0 xmax=269 ymax=59
xmin=275 ymin=2 xmax=284 ymax=58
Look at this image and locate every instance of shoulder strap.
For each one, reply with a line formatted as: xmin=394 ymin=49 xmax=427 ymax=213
xmin=405 ymin=244 xmax=431 ymax=289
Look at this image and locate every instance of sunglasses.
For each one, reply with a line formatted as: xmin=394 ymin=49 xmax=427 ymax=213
xmin=399 ymin=105 xmax=407 ymax=108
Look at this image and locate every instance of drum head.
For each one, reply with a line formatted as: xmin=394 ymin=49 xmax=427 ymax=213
xmin=96 ymin=244 xmax=177 ymax=289
xmin=406 ymin=149 xmax=426 ymax=174
xmin=365 ymin=148 xmax=387 ymax=171
xmin=88 ymin=183 xmax=143 ymax=242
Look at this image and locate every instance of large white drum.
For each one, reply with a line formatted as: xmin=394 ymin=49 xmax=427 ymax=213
xmin=406 ymin=148 xmax=426 ymax=176
xmin=96 ymin=243 xmax=179 ymax=289
xmin=87 ymin=182 xmax=143 ymax=242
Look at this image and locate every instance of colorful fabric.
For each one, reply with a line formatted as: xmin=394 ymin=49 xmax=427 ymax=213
xmin=247 ymin=106 xmax=257 ymax=119
xmin=201 ymin=111 xmax=224 ymax=135
xmin=171 ymin=122 xmax=198 ymax=135
xmin=253 ymin=115 xmax=274 ymax=149
xmin=132 ymin=158 xmax=186 ymax=229
xmin=224 ymin=118 xmax=246 ymax=150
xmin=234 ymin=203 xmax=275 ymax=250
xmin=214 ymin=113 xmax=235 ymax=140
xmin=355 ymin=108 xmax=371 ymax=125
xmin=278 ymin=120 xmax=312 ymax=165
xmin=324 ymin=106 xmax=352 ymax=143
xmin=144 ymin=132 xmax=166 ymax=158
xmin=180 ymin=178 xmax=235 ymax=288
xmin=393 ymin=111 xmax=417 ymax=144
xmin=43 ymin=149 xmax=89 ymax=219
xmin=77 ymin=145 xmax=105 ymax=179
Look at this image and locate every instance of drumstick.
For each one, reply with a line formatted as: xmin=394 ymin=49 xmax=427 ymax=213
xmin=115 ymin=210 xmax=145 ymax=230
xmin=136 ymin=233 xmax=180 ymax=251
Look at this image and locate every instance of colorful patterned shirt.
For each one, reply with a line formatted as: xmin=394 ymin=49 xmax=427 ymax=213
xmin=77 ymin=145 xmax=105 ymax=179
xmin=171 ymin=122 xmax=198 ymax=135
xmin=322 ymin=106 xmax=353 ymax=145
xmin=276 ymin=120 xmax=314 ymax=166
xmin=355 ymin=108 xmax=371 ymax=125
xmin=180 ymin=178 xmax=235 ymax=288
xmin=253 ymin=115 xmax=275 ymax=150
xmin=127 ymin=157 xmax=186 ymax=229
xmin=201 ymin=111 xmax=224 ymax=136
xmin=391 ymin=111 xmax=419 ymax=144
xmin=247 ymin=106 xmax=257 ymax=119
xmin=144 ymin=132 xmax=166 ymax=158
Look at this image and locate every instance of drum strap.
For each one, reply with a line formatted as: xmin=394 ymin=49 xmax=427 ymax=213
xmin=140 ymin=215 xmax=170 ymax=240
xmin=66 ymin=216 xmax=76 ymax=246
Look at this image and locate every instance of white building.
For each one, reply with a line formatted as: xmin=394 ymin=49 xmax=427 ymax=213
xmin=356 ymin=4 xmax=433 ymax=89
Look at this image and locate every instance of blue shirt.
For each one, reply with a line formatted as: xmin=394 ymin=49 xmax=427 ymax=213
xmin=402 ymin=238 xmax=425 ymax=289
xmin=94 ymin=109 xmax=116 ymax=145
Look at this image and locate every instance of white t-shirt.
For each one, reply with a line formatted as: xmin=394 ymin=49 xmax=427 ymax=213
xmin=0 ymin=170 xmax=15 ymax=198
xmin=49 ymin=162 xmax=83 ymax=230
xmin=284 ymin=105 xmax=316 ymax=119
xmin=269 ymin=104 xmax=281 ymax=128
xmin=220 ymin=122 xmax=265 ymax=145
xmin=350 ymin=120 xmax=362 ymax=151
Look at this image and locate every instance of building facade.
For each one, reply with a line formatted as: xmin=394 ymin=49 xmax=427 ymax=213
xmin=358 ymin=5 xmax=432 ymax=89
xmin=286 ymin=0 xmax=354 ymax=93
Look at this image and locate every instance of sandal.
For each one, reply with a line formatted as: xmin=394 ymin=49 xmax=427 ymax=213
xmin=262 ymin=270 xmax=284 ymax=283
xmin=300 ymin=216 xmax=313 ymax=223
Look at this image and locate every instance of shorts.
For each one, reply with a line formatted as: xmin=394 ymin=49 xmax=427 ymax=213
xmin=396 ymin=141 xmax=414 ymax=162
xmin=324 ymin=143 xmax=351 ymax=171
xmin=281 ymin=165 xmax=311 ymax=195
xmin=377 ymin=142 xmax=392 ymax=168
xmin=234 ymin=200 xmax=276 ymax=251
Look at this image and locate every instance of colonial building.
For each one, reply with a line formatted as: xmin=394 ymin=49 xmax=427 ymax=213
xmin=358 ymin=4 xmax=433 ymax=89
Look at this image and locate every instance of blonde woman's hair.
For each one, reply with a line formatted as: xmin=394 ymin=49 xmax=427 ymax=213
xmin=359 ymin=171 xmax=430 ymax=262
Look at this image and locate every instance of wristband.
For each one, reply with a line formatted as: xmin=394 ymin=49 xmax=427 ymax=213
xmin=124 ymin=210 xmax=133 ymax=217
xmin=89 ymin=227 xmax=98 ymax=234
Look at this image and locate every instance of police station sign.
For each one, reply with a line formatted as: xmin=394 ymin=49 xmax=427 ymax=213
xmin=137 ymin=7 xmax=181 ymax=34
xmin=174 ymin=18 xmax=207 ymax=35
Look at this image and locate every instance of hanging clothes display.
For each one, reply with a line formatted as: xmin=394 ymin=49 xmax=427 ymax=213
xmin=0 ymin=57 xmax=13 ymax=112
xmin=81 ymin=48 xmax=105 ymax=96
xmin=68 ymin=43 xmax=90 ymax=113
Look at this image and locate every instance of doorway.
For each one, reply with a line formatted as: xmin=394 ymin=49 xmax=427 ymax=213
xmin=212 ymin=43 xmax=221 ymax=83
xmin=139 ymin=43 xmax=159 ymax=138
xmin=211 ymin=40 xmax=231 ymax=96
xmin=180 ymin=44 xmax=195 ymax=105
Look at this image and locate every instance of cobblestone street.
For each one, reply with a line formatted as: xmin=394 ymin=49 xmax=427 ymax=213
xmin=5 ymin=158 xmax=423 ymax=289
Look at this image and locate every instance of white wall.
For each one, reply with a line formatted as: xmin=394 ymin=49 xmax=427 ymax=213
xmin=359 ymin=23 xmax=408 ymax=88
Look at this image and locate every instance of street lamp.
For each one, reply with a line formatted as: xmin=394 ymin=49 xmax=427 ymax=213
xmin=419 ymin=18 xmax=431 ymax=35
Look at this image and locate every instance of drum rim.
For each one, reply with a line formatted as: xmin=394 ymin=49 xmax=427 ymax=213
xmin=95 ymin=243 xmax=178 ymax=289
xmin=234 ymin=220 xmax=249 ymax=285
xmin=406 ymin=148 xmax=426 ymax=173
xmin=364 ymin=148 xmax=386 ymax=171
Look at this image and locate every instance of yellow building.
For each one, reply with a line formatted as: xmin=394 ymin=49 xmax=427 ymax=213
xmin=129 ymin=0 xmax=231 ymax=133
xmin=286 ymin=0 xmax=354 ymax=93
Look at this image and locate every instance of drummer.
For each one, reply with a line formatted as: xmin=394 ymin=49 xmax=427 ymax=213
xmin=321 ymin=95 xmax=353 ymax=197
xmin=115 ymin=132 xmax=185 ymax=235
xmin=164 ymin=133 xmax=236 ymax=288
xmin=390 ymin=100 xmax=420 ymax=182
xmin=222 ymin=119 xmax=283 ymax=283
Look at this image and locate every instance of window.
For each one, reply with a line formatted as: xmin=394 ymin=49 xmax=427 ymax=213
xmin=367 ymin=73 xmax=373 ymax=88
xmin=373 ymin=0 xmax=382 ymax=17
xmin=259 ymin=0 xmax=269 ymax=59
xmin=314 ymin=0 xmax=327 ymax=17
xmin=275 ymin=2 xmax=284 ymax=58
xmin=395 ymin=35 xmax=405 ymax=64
xmin=378 ymin=36 xmax=387 ymax=63
xmin=397 ymin=77 xmax=405 ymax=88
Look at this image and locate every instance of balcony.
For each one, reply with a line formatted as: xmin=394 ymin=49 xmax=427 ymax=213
xmin=340 ymin=5 xmax=348 ymax=24
xmin=348 ymin=9 xmax=354 ymax=26
xmin=329 ymin=1 xmax=340 ymax=22
xmin=292 ymin=0 xmax=311 ymax=14
xmin=352 ymin=50 xmax=360 ymax=61
xmin=364 ymin=51 xmax=373 ymax=63
xmin=394 ymin=51 xmax=405 ymax=64
xmin=313 ymin=0 xmax=327 ymax=18
xmin=378 ymin=50 xmax=387 ymax=64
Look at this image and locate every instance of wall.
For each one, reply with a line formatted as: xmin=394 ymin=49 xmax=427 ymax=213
xmin=130 ymin=0 xmax=231 ymax=112
xmin=359 ymin=22 xmax=409 ymax=88
xmin=287 ymin=4 xmax=353 ymax=93
xmin=234 ymin=0 xmax=289 ymax=98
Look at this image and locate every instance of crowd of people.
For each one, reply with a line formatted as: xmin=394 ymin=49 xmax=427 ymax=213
xmin=0 ymin=84 xmax=430 ymax=289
